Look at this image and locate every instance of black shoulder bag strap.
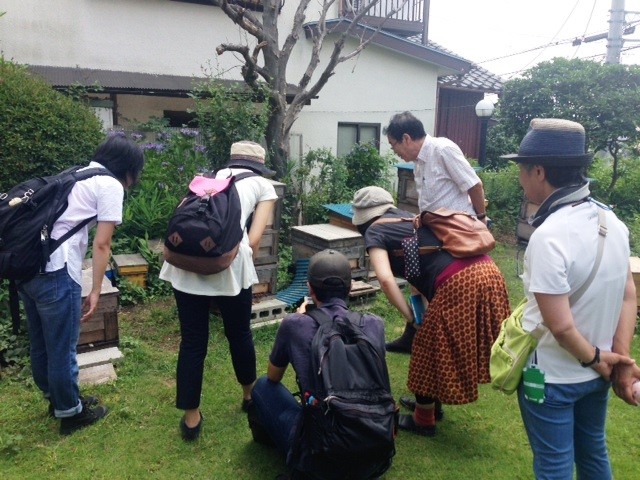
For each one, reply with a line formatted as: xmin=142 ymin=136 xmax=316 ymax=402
xmin=49 ymin=167 xmax=118 ymax=253
xmin=305 ymin=308 xmax=364 ymax=327
xmin=305 ymin=308 xmax=332 ymax=326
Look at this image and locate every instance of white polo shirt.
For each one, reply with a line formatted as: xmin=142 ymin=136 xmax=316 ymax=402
xmin=47 ymin=162 xmax=125 ymax=286
xmin=522 ymin=201 xmax=630 ymax=383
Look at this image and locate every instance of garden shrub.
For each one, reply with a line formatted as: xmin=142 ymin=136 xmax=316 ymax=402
xmin=191 ymin=80 xmax=270 ymax=172
xmin=485 ymin=122 xmax=520 ymax=170
xmin=116 ymin=129 xmax=208 ymax=240
xmin=479 ymin=163 xmax=523 ymax=237
xmin=297 ymin=148 xmax=349 ymax=225
xmin=284 ymin=144 xmax=395 ymax=228
xmin=0 ymin=58 xmax=104 ymax=191
xmin=588 ymin=155 xmax=640 ymax=252
xmin=482 ymin=155 xmax=640 ymax=249
xmin=344 ymin=143 xmax=395 ymax=192
xmin=0 ymin=281 xmax=30 ymax=371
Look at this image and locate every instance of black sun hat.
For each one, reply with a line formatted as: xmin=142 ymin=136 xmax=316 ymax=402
xmin=227 ymin=140 xmax=276 ymax=177
xmin=501 ymin=118 xmax=592 ymax=166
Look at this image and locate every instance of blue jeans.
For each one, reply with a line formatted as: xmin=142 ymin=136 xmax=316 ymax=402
xmin=251 ymin=376 xmax=302 ymax=455
xmin=18 ymin=267 xmax=82 ymax=418
xmin=518 ymin=377 xmax=612 ymax=480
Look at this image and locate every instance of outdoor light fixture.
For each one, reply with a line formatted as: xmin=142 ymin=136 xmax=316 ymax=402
xmin=475 ymin=99 xmax=495 ymax=167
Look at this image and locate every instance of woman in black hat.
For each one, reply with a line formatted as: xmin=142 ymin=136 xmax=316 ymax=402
xmin=505 ymin=118 xmax=638 ymax=479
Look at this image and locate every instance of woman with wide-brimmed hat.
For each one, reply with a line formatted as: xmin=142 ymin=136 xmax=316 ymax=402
xmin=351 ymin=186 xmax=511 ymax=437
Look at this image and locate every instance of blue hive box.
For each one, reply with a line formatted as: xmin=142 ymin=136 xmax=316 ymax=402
xmin=323 ymin=203 xmax=357 ymax=231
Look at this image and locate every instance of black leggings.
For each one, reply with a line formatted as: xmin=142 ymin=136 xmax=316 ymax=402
xmin=174 ymin=287 xmax=256 ymax=410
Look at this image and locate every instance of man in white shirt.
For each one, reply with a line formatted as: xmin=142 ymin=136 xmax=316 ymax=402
xmin=17 ymin=135 xmax=144 ymax=435
xmin=382 ymin=111 xmax=489 ymax=353
xmin=384 ymin=111 xmax=488 ymax=221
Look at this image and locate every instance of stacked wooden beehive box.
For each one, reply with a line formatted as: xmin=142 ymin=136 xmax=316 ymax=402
xmin=79 ymin=268 xmax=119 ymax=352
xmin=290 ymin=213 xmax=380 ymax=305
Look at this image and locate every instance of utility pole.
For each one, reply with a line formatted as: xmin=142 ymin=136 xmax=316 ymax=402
xmin=606 ymin=0 xmax=625 ymax=64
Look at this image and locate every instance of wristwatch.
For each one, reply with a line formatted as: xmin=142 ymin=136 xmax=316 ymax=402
xmin=580 ymin=346 xmax=600 ymax=367
xmin=476 ymin=213 xmax=487 ymax=220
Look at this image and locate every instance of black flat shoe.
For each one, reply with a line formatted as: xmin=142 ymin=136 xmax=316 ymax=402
xmin=180 ymin=412 xmax=203 ymax=441
xmin=385 ymin=324 xmax=416 ymax=354
xmin=399 ymin=396 xmax=444 ymax=421
xmin=397 ymin=414 xmax=436 ymax=437
xmin=241 ymin=398 xmax=253 ymax=413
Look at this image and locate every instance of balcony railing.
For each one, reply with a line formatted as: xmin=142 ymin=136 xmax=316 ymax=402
xmin=341 ymin=0 xmax=426 ymax=36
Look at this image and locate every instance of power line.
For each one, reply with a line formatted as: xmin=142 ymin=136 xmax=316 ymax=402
xmin=497 ymin=43 xmax=640 ymax=78
xmin=572 ymin=0 xmax=599 ymax=58
xmin=515 ymin=0 xmax=583 ymax=73
xmin=477 ymin=17 xmax=640 ymax=73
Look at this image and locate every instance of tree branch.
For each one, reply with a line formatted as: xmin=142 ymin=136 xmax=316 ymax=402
xmin=294 ymin=0 xmax=410 ymax=106
xmin=216 ymin=43 xmax=270 ymax=86
xmin=210 ymin=0 xmax=266 ymax=41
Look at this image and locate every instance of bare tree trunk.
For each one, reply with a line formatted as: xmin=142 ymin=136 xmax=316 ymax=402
xmin=265 ymin=103 xmax=290 ymax=178
xmin=212 ymin=0 xmax=410 ymax=179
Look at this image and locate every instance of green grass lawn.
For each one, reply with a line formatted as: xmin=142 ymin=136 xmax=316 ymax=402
xmin=1 ymin=242 xmax=639 ymax=479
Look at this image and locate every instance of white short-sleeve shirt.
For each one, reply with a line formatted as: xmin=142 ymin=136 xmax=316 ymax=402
xmin=522 ymin=201 xmax=630 ymax=383
xmin=159 ymin=168 xmax=278 ymax=296
xmin=414 ymin=135 xmax=480 ymax=214
xmin=47 ymin=162 xmax=125 ymax=286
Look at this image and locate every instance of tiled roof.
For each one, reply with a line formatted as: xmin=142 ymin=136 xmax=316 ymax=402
xmin=304 ymin=20 xmax=472 ymax=75
xmin=27 ymin=65 xmax=208 ymax=95
xmin=438 ymin=63 xmax=503 ymax=93
xmin=406 ymin=36 xmax=504 ymax=93
xmin=26 ymin=65 xmax=300 ymax=97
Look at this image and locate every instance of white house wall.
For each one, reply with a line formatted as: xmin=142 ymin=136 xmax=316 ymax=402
xmin=1 ymin=0 xmax=440 ymax=157
xmin=0 ymin=0 xmax=342 ymax=77
xmin=294 ymin=35 xmax=439 ymax=158
xmin=0 ymin=0 xmax=262 ymax=76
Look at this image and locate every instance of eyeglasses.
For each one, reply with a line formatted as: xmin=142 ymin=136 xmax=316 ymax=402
xmin=389 ymin=137 xmax=402 ymax=148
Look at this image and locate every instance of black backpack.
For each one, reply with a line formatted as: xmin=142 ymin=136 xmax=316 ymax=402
xmin=287 ymin=309 xmax=397 ymax=480
xmin=0 ymin=166 xmax=116 ymax=332
xmin=163 ymin=171 xmax=257 ymax=275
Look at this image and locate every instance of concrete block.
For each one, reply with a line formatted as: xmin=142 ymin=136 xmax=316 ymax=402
xmin=77 ymin=347 xmax=124 ymax=369
xmin=78 ymin=363 xmax=117 ymax=386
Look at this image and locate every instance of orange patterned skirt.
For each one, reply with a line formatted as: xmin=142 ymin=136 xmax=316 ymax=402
xmin=407 ymin=261 xmax=511 ymax=404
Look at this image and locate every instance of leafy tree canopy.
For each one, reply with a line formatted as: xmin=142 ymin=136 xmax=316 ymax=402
xmin=493 ymin=58 xmax=640 ymax=194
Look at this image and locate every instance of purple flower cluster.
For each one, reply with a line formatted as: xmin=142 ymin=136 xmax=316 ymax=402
xmin=180 ymin=128 xmax=199 ymax=138
xmin=142 ymin=143 xmax=166 ymax=152
xmin=107 ymin=130 xmax=126 ymax=138
xmin=157 ymin=132 xmax=173 ymax=141
xmin=194 ymin=145 xmax=207 ymax=153
xmin=131 ymin=133 xmax=144 ymax=141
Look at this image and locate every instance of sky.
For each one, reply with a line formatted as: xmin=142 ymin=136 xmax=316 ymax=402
xmin=427 ymin=0 xmax=640 ymax=80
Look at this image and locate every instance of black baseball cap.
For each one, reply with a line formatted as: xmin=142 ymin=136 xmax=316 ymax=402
xmin=307 ymin=249 xmax=352 ymax=289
